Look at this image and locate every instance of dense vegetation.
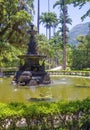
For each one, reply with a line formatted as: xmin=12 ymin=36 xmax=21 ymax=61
xmin=0 ymin=0 xmax=33 ymax=67
xmin=0 ymin=98 xmax=90 ymax=129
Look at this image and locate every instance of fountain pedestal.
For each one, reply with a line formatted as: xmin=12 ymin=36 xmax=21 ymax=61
xmin=14 ymin=24 xmax=51 ymax=86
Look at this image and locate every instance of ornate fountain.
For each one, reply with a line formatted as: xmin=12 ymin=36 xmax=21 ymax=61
xmin=13 ymin=24 xmax=51 ymax=86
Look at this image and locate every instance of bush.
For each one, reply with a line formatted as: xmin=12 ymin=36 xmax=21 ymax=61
xmin=0 ymin=98 xmax=90 ymax=130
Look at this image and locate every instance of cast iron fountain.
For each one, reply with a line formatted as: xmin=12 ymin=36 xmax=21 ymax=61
xmin=13 ymin=24 xmax=51 ymax=86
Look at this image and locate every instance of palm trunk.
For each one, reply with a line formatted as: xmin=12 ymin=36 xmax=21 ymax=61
xmin=53 ymin=25 xmax=55 ymax=36
xmin=48 ymin=0 xmax=50 ymax=12
xmin=37 ymin=0 xmax=40 ymax=33
xmin=49 ymin=26 xmax=51 ymax=39
xmin=46 ymin=27 xmax=48 ymax=38
xmin=62 ymin=1 xmax=67 ymax=70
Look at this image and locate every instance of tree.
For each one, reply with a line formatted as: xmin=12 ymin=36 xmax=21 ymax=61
xmin=70 ymin=35 xmax=90 ymax=70
xmin=0 ymin=41 xmax=24 ymax=67
xmin=37 ymin=0 xmax=40 ymax=33
xmin=0 ymin=0 xmax=34 ymax=43
xmin=64 ymin=0 xmax=90 ymax=21
xmin=53 ymin=0 xmax=72 ymax=70
xmin=49 ymin=34 xmax=63 ymax=67
xmin=0 ymin=0 xmax=34 ymax=67
xmin=72 ymin=1 xmax=90 ymax=21
xmin=35 ymin=34 xmax=55 ymax=69
xmin=39 ymin=12 xmax=58 ymax=39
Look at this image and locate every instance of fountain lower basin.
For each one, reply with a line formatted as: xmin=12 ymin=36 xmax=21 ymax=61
xmin=0 ymin=76 xmax=90 ymax=103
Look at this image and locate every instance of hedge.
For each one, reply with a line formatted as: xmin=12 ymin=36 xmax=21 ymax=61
xmin=48 ymin=70 xmax=90 ymax=76
xmin=0 ymin=98 xmax=90 ymax=130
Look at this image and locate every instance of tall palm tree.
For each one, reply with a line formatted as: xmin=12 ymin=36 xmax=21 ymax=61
xmin=48 ymin=0 xmax=50 ymax=12
xmin=40 ymin=12 xmax=58 ymax=39
xmin=37 ymin=0 xmax=40 ymax=33
xmin=53 ymin=0 xmax=72 ymax=70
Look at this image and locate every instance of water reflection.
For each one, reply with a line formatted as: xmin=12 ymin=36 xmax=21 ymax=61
xmin=0 ymin=78 xmax=3 ymax=83
xmin=52 ymin=77 xmax=73 ymax=85
xmin=28 ymin=86 xmax=53 ymax=102
xmin=14 ymin=88 xmax=18 ymax=92
xmin=0 ymin=76 xmax=90 ymax=103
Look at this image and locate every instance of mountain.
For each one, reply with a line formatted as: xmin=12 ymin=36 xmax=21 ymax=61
xmin=68 ymin=22 xmax=90 ymax=45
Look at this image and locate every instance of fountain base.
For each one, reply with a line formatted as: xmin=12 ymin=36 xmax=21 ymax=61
xmin=13 ymin=54 xmax=51 ymax=86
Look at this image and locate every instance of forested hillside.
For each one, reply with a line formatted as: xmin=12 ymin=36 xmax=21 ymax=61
xmin=69 ymin=22 xmax=90 ymax=44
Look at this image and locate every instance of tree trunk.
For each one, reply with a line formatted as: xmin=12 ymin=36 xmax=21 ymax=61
xmin=37 ymin=0 xmax=40 ymax=33
xmin=46 ymin=27 xmax=48 ymax=38
xmin=48 ymin=0 xmax=50 ymax=12
xmin=62 ymin=1 xmax=67 ymax=70
xmin=53 ymin=25 xmax=56 ymax=36
xmin=49 ymin=26 xmax=51 ymax=39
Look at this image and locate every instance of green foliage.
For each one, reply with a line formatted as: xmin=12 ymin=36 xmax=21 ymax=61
xmin=40 ymin=12 xmax=58 ymax=39
xmin=36 ymin=34 xmax=62 ymax=69
xmin=70 ymin=35 xmax=90 ymax=70
xmin=0 ymin=0 xmax=33 ymax=67
xmin=40 ymin=12 xmax=58 ymax=27
xmin=0 ymin=98 xmax=90 ymax=129
xmin=0 ymin=41 xmax=23 ymax=67
xmin=71 ymin=1 xmax=90 ymax=21
xmin=10 ymin=10 xmax=31 ymax=24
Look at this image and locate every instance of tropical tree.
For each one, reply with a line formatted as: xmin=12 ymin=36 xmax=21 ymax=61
xmin=49 ymin=34 xmax=63 ymax=67
xmin=37 ymin=0 xmax=40 ymax=33
xmin=0 ymin=0 xmax=34 ymax=67
xmin=35 ymin=34 xmax=55 ymax=68
xmin=0 ymin=0 xmax=34 ymax=43
xmin=72 ymin=1 xmax=90 ymax=21
xmin=36 ymin=34 xmax=50 ymax=55
xmin=70 ymin=34 xmax=90 ymax=70
xmin=53 ymin=0 xmax=72 ymax=70
xmin=65 ymin=0 xmax=90 ymax=21
xmin=39 ymin=12 xmax=58 ymax=39
xmin=66 ymin=0 xmax=90 ymax=4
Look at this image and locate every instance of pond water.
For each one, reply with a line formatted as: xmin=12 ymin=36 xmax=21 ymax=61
xmin=0 ymin=76 xmax=90 ymax=103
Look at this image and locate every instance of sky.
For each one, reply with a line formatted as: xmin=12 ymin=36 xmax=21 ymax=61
xmin=33 ymin=0 xmax=90 ymax=35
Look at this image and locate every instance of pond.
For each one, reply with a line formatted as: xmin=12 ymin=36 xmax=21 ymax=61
xmin=0 ymin=75 xmax=90 ymax=103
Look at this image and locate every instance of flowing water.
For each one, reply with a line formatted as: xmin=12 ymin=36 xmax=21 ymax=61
xmin=0 ymin=76 xmax=90 ymax=103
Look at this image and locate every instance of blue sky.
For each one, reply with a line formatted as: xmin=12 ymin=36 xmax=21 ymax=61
xmin=33 ymin=0 xmax=90 ymax=34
